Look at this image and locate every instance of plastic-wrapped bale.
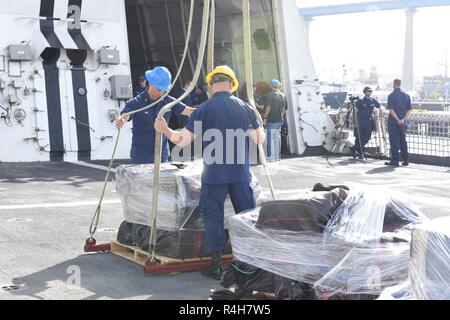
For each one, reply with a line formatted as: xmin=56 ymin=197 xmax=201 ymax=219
xmin=313 ymin=243 xmax=411 ymax=299
xmin=228 ymin=207 xmax=352 ymax=286
xmin=228 ymin=189 xmax=429 ymax=299
xmin=116 ymin=163 xmax=185 ymax=231
xmin=116 ymin=161 xmax=262 ymax=231
xmin=117 ymin=220 xmax=232 ymax=259
xmin=409 ymin=217 xmax=450 ymax=300
xmin=325 ymin=191 xmax=427 ymax=245
xmin=116 ymin=160 xmax=262 ymax=259
xmin=256 ymin=188 xmax=349 ymax=232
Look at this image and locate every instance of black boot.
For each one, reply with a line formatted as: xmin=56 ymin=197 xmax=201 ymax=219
xmin=202 ymin=253 xmax=222 ymax=281
xmin=350 ymin=147 xmax=356 ymax=159
xmin=385 ymin=161 xmax=400 ymax=167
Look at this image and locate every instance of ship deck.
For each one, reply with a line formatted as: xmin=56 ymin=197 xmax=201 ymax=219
xmin=0 ymin=157 xmax=449 ymax=300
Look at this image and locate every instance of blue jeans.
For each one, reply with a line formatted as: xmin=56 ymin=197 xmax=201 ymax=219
xmin=200 ymin=182 xmax=256 ymax=254
xmin=388 ymin=124 xmax=409 ymax=162
xmin=266 ymin=122 xmax=283 ymax=161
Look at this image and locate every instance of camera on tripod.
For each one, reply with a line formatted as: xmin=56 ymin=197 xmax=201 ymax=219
xmin=348 ymin=95 xmax=360 ymax=103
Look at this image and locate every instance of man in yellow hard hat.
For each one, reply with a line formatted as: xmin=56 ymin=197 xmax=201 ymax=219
xmin=154 ymin=65 xmax=266 ymax=280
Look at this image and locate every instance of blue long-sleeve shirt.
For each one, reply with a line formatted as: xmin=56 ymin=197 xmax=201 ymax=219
xmin=121 ymin=91 xmax=186 ymax=163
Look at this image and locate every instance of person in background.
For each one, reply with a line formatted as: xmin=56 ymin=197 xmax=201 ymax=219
xmin=191 ymin=84 xmax=209 ymax=107
xmin=254 ymin=81 xmax=272 ymax=119
xmin=134 ymin=75 xmax=148 ymax=96
xmin=350 ymin=87 xmax=382 ymax=159
xmin=180 ymin=80 xmax=193 ymax=107
xmin=385 ymin=79 xmax=412 ymax=167
xmin=263 ymin=79 xmax=286 ymax=162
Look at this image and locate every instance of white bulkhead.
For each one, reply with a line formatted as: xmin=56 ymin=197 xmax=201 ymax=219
xmin=0 ymin=0 xmax=132 ymax=162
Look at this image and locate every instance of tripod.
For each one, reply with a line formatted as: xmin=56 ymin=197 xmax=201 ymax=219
xmin=326 ymin=98 xmax=365 ymax=165
xmin=349 ymin=99 xmax=366 ymax=162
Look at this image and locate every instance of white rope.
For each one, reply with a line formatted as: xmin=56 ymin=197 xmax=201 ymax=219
xmin=148 ymin=0 xmax=212 ymax=261
xmin=242 ymin=0 xmax=276 ymax=200
xmin=87 ymin=0 xmax=196 ymax=240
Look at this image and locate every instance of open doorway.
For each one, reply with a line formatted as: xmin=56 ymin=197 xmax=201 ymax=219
xmin=124 ymin=0 xmax=281 ymax=100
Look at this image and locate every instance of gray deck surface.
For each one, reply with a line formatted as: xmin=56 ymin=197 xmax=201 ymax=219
xmin=0 ymin=157 xmax=449 ymax=300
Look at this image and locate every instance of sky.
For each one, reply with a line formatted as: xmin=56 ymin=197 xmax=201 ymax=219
xmin=296 ymin=0 xmax=450 ymax=86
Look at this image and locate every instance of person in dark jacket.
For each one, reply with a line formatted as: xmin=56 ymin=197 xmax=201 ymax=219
xmin=385 ymin=79 xmax=412 ymax=167
xmin=350 ymin=87 xmax=382 ymax=159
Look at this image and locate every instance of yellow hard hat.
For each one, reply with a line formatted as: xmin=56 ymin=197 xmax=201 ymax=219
xmin=205 ymin=65 xmax=239 ymax=93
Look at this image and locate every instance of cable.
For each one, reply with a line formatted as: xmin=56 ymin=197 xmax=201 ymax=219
xmin=0 ymin=104 xmax=12 ymax=127
xmin=88 ymin=128 xmax=121 ymax=238
xmin=87 ymin=0 xmax=197 ymax=242
xmin=243 ymin=0 xmax=276 ymax=200
xmin=207 ymin=0 xmax=215 ymax=73
xmin=300 ymin=118 xmax=319 ymax=133
xmin=85 ymin=63 xmax=102 ymax=72
xmin=231 ymin=264 xmax=257 ymax=275
xmin=149 ymin=0 xmax=211 ymax=261
xmin=71 ymin=116 xmax=96 ymax=133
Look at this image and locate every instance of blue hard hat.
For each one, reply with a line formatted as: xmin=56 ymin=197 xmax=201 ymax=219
xmin=271 ymin=79 xmax=281 ymax=88
xmin=145 ymin=66 xmax=172 ymax=92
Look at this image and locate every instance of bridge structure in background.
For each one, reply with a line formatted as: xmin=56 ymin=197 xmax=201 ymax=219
xmin=299 ymin=0 xmax=450 ymax=91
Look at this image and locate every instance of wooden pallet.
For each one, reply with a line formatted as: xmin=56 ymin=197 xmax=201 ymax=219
xmin=110 ymin=241 xmax=232 ymax=266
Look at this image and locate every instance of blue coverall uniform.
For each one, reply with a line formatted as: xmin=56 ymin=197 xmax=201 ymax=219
xmin=121 ymin=91 xmax=187 ymax=164
xmin=387 ymin=89 xmax=412 ymax=163
xmin=185 ymin=92 xmax=259 ymax=254
xmin=353 ymin=97 xmax=381 ymax=155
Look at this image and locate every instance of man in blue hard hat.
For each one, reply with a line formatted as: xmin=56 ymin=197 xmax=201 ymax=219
xmin=154 ymin=65 xmax=266 ymax=280
xmin=116 ymin=66 xmax=195 ymax=164
xmin=350 ymin=86 xmax=382 ymax=159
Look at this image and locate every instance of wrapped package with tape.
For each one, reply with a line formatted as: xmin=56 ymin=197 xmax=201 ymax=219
xmin=409 ymin=217 xmax=450 ymax=300
xmin=314 ymin=243 xmax=411 ymax=298
xmin=228 ymin=189 xmax=429 ymax=299
xmin=378 ymin=217 xmax=450 ymax=300
xmin=115 ymin=160 xmax=262 ymax=259
xmin=116 ymin=160 xmax=263 ymax=231
xmin=116 ymin=220 xmax=232 ymax=259
xmin=325 ymin=191 xmax=426 ymax=244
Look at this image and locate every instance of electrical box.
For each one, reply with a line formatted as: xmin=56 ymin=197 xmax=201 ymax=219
xmin=98 ymin=49 xmax=120 ymax=65
xmin=8 ymin=45 xmax=33 ymax=62
xmin=109 ymin=75 xmax=132 ymax=100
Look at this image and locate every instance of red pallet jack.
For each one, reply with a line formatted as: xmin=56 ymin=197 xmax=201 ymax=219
xmin=84 ymin=238 xmax=111 ymax=253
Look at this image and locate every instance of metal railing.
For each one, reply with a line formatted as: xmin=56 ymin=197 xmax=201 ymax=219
xmin=329 ymin=109 xmax=450 ymax=167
